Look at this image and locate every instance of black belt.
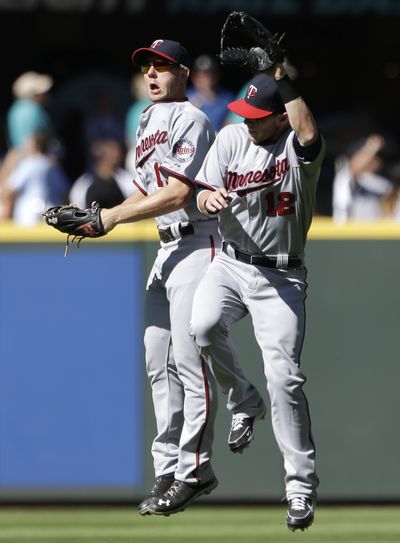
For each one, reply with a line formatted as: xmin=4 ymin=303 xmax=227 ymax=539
xmin=222 ymin=243 xmax=302 ymax=269
xmin=158 ymin=223 xmax=194 ymax=243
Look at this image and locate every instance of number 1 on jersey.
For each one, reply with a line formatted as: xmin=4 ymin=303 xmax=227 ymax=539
xmin=154 ymin=162 xmax=164 ymax=187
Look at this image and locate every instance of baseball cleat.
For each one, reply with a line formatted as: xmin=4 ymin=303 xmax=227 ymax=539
xmin=286 ymin=497 xmax=314 ymax=531
xmin=147 ymin=476 xmax=218 ymax=516
xmin=138 ymin=474 xmax=175 ymax=516
xmin=228 ymin=408 xmax=266 ymax=453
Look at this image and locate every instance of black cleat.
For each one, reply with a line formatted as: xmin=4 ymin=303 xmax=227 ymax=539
xmin=148 ymin=476 xmax=218 ymax=516
xmin=138 ymin=474 xmax=175 ymax=516
xmin=286 ymin=497 xmax=315 ymax=531
xmin=228 ymin=409 xmax=266 ymax=453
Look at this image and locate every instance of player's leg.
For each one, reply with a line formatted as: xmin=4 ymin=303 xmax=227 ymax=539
xmin=191 ymin=252 xmax=267 ymax=451
xmin=144 ymin=286 xmax=184 ymax=475
xmin=147 ymin=239 xmax=219 ymax=516
xmin=167 ymin=242 xmax=218 ymax=485
xmin=139 ymin=265 xmax=184 ymax=515
xmin=248 ymin=267 xmax=317 ymax=530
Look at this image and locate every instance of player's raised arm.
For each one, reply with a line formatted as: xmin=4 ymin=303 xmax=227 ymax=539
xmin=218 ymin=11 xmax=320 ymax=150
xmin=273 ymin=64 xmax=319 ymax=147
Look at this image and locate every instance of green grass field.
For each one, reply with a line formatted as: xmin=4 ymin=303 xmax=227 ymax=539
xmin=0 ymin=505 xmax=399 ymax=543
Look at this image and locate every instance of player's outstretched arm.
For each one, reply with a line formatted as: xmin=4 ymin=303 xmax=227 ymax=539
xmin=100 ymin=177 xmax=193 ymax=232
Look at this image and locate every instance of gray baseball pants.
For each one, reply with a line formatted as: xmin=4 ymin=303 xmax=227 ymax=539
xmin=144 ymin=222 xmax=265 ymax=485
xmin=191 ymin=250 xmax=318 ymax=498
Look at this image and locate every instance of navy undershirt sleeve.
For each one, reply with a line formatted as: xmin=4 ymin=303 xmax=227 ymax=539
xmin=293 ymin=133 xmax=323 ymax=162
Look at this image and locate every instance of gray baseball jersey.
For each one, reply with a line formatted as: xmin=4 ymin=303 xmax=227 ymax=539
xmin=195 ymin=123 xmax=324 ymax=259
xmin=191 ymin=122 xmax=324 ymax=500
xmin=135 ymin=102 xmax=266 ymax=485
xmin=132 ymin=100 xmax=215 ymax=227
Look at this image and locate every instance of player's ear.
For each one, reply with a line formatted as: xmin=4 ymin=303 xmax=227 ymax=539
xmin=180 ymin=67 xmax=190 ymax=81
xmin=279 ymin=112 xmax=289 ymax=125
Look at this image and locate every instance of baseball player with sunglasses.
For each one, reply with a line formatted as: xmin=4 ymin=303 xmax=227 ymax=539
xmin=97 ymin=39 xmax=266 ymax=516
xmin=190 ymin=62 xmax=325 ymax=530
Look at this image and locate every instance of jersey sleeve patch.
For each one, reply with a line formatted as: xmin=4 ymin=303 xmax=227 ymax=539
xmin=172 ymin=138 xmax=196 ymax=162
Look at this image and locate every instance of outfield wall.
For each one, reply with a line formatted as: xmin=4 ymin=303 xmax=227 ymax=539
xmin=0 ymin=219 xmax=399 ymax=502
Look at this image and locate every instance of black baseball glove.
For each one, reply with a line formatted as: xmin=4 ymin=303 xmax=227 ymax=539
xmin=219 ymin=11 xmax=285 ymax=73
xmin=43 ymin=201 xmax=106 ymax=254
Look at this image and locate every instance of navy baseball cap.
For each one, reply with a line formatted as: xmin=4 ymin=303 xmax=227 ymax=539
xmin=227 ymin=75 xmax=285 ymax=119
xmin=132 ymin=39 xmax=190 ymax=68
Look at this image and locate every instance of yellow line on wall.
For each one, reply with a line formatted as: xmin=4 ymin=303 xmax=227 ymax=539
xmin=0 ymin=220 xmax=159 ymax=243
xmin=308 ymin=217 xmax=400 ymax=239
xmin=2 ymin=218 xmax=400 ymax=243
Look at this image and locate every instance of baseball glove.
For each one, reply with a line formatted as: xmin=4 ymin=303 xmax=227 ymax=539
xmin=219 ymin=11 xmax=285 ymax=73
xmin=43 ymin=201 xmax=106 ymax=255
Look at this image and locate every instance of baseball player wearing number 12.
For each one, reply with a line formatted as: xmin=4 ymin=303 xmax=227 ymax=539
xmin=191 ymin=68 xmax=325 ymax=531
xmin=99 ymin=39 xmax=266 ymax=516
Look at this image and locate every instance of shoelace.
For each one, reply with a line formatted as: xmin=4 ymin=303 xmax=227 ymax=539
xmin=289 ymin=497 xmax=307 ymax=511
xmin=231 ymin=414 xmax=249 ymax=432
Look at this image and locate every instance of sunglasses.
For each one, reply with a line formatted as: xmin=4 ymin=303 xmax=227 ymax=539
xmin=140 ymin=60 xmax=181 ymax=74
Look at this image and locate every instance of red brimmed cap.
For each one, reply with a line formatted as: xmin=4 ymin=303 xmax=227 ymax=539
xmin=132 ymin=39 xmax=190 ymax=68
xmin=227 ymin=75 xmax=285 ymax=119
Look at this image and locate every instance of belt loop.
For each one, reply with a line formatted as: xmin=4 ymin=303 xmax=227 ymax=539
xmin=170 ymin=223 xmax=181 ymax=239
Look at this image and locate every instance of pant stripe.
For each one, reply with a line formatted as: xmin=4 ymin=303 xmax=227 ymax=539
xmin=209 ymin=235 xmax=216 ymax=261
xmin=195 ymin=356 xmax=210 ymax=480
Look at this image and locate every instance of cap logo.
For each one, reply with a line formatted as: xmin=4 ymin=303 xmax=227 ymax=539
xmin=246 ymin=85 xmax=258 ymax=99
xmin=151 ymin=40 xmax=164 ymax=49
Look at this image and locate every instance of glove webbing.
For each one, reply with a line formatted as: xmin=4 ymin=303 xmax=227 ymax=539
xmin=64 ymin=234 xmax=85 ymax=257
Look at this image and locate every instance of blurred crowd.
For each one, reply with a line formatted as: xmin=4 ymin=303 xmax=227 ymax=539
xmin=1 ymin=60 xmax=400 ymax=227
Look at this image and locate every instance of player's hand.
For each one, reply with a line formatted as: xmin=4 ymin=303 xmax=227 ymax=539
xmin=270 ymin=62 xmax=286 ymax=80
xmin=204 ymin=189 xmax=232 ymax=214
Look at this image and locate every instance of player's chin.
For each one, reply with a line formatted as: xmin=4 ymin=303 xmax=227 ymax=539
xmin=249 ymin=131 xmax=268 ymax=146
xmin=148 ymin=86 xmax=164 ymax=101
xmin=248 ymin=132 xmax=259 ymax=144
xmin=150 ymin=93 xmax=166 ymax=102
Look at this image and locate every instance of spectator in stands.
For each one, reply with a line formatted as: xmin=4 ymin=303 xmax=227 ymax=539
xmin=381 ymin=162 xmax=400 ymax=219
xmin=187 ymin=54 xmax=234 ymax=132
xmin=69 ymin=138 xmax=133 ymax=209
xmin=332 ymin=134 xmax=394 ymax=223
xmin=0 ymin=71 xmax=57 ymax=197
xmin=7 ymin=71 xmax=55 ymax=149
xmin=83 ymin=90 xmax=125 ymax=152
xmin=0 ymin=131 xmax=69 ymax=226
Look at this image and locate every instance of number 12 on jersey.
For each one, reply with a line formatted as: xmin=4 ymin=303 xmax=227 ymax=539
xmin=266 ymin=191 xmax=295 ymax=217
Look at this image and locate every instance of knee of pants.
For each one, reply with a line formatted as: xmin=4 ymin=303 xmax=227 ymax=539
xmin=190 ymin=311 xmax=225 ymax=348
xmin=144 ymin=326 xmax=170 ymax=381
xmin=266 ymin=360 xmax=306 ymax=396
